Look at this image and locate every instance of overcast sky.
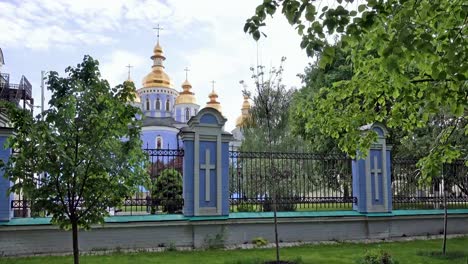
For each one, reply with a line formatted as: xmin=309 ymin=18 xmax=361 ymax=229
xmin=0 ymin=0 xmax=314 ymax=130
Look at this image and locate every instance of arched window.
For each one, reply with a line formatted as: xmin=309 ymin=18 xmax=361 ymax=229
xmin=146 ymin=98 xmax=150 ymax=111
xmin=185 ymin=108 xmax=190 ymax=121
xmin=156 ymin=136 xmax=163 ymax=149
xmin=156 ymin=98 xmax=161 ymax=110
xmin=166 ymin=99 xmax=170 ymax=111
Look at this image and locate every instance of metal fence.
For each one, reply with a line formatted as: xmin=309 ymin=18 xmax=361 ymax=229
xmin=392 ymin=159 xmax=468 ymax=209
xmin=229 ymin=150 xmax=356 ymax=212
xmin=114 ymin=148 xmax=184 ymax=216
xmin=10 ymin=148 xmax=184 ymax=217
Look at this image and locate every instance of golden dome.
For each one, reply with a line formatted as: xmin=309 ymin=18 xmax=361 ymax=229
xmin=142 ymin=68 xmax=172 ymax=88
xmin=123 ymin=79 xmax=140 ymax=103
xmin=142 ymin=41 xmax=172 ymax=88
xmin=236 ymin=95 xmax=251 ymax=127
xmin=235 ymin=115 xmax=244 ymax=127
xmin=241 ymin=95 xmax=251 ymax=110
xmin=153 ymin=42 xmax=164 ymax=59
xmin=205 ymin=88 xmax=222 ymax=113
xmin=175 ymin=79 xmax=197 ymax=105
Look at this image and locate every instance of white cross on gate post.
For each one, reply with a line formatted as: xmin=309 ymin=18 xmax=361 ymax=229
xmin=200 ymin=149 xmax=216 ymax=202
xmin=370 ymin=156 xmax=382 ymax=201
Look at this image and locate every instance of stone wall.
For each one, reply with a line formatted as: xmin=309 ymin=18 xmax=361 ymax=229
xmin=1 ymin=214 xmax=467 ymax=257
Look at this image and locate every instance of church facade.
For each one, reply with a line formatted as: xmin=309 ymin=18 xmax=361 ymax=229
xmin=126 ymin=40 xmax=235 ymax=150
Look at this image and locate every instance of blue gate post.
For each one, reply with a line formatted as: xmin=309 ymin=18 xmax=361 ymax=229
xmin=0 ymin=128 xmax=14 ymax=221
xmin=180 ymin=108 xmax=233 ymax=216
xmin=352 ymin=123 xmax=392 ymax=213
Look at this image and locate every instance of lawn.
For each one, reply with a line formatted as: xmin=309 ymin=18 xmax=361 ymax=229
xmin=1 ymin=237 xmax=467 ymax=264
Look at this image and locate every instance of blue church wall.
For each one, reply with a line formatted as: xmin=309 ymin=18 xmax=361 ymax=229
xmin=141 ymin=92 xmax=176 ymax=118
xmin=141 ymin=129 xmax=178 ymax=149
xmin=198 ymin=141 xmax=217 ymax=208
xmin=175 ymin=108 xmax=182 ymax=122
xmin=174 ymin=105 xmax=199 ymax=123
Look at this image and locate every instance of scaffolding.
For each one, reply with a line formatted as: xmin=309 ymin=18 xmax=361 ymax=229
xmin=0 ymin=48 xmax=34 ymax=111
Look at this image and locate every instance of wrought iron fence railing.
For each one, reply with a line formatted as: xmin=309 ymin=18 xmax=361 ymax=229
xmin=229 ymin=150 xmax=356 ymax=212
xmin=392 ymin=158 xmax=468 ymax=209
xmin=10 ymin=148 xmax=185 ymax=218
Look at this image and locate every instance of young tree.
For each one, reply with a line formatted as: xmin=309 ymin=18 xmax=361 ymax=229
xmin=2 ymin=56 xmax=147 ymax=264
xmin=241 ymin=71 xmax=313 ymax=152
xmin=245 ymin=0 xmax=467 ymax=255
xmin=241 ymin=58 xmax=290 ymax=263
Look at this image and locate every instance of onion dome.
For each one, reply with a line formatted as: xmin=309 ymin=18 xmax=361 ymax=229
xmin=175 ymin=79 xmax=197 ymax=104
xmin=205 ymin=87 xmax=222 ymax=113
xmin=124 ymin=79 xmax=141 ymax=103
xmin=235 ymin=115 xmax=244 ymax=127
xmin=241 ymin=95 xmax=251 ymax=112
xmin=235 ymin=95 xmax=251 ymax=127
xmin=142 ymin=42 xmax=172 ymax=88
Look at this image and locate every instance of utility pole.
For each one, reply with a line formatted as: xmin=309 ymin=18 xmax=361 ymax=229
xmin=40 ymin=71 xmax=45 ymax=119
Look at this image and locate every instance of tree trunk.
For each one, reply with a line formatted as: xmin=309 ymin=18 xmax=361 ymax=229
xmin=273 ymin=198 xmax=279 ymax=263
xmin=72 ymin=221 xmax=80 ymax=264
xmin=442 ymin=188 xmax=448 ymax=255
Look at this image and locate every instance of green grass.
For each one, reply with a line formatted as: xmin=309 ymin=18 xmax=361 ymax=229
xmin=231 ymin=203 xmax=353 ymax=212
xmin=1 ymin=237 xmax=468 ymax=264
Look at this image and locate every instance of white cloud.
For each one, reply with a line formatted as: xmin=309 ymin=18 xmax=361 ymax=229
xmin=100 ymin=50 xmax=146 ymax=87
xmin=2 ymin=0 xmax=314 ymax=131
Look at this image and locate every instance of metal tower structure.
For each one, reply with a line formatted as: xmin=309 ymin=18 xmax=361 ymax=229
xmin=0 ymin=48 xmax=34 ymax=111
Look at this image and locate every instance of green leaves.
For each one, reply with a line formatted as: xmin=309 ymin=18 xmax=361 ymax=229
xmin=305 ymin=5 xmax=316 ymax=21
xmin=249 ymin=0 xmax=468 ymax=178
xmin=358 ymin=4 xmax=366 ymax=12
xmin=3 ymin=56 xmax=147 ymax=230
xmin=318 ymin=46 xmax=336 ymax=69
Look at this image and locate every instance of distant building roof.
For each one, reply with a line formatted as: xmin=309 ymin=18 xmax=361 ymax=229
xmin=141 ymin=116 xmax=185 ymax=128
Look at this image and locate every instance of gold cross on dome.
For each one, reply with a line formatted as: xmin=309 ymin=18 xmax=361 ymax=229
xmin=184 ymin=67 xmax=190 ymax=80
xmin=210 ymin=80 xmax=216 ymax=92
xmin=126 ymin=64 xmax=133 ymax=80
xmin=153 ymin=24 xmax=164 ymax=41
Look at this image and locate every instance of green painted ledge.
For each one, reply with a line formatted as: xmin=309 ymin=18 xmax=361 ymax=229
xmin=1 ymin=209 xmax=468 ymax=226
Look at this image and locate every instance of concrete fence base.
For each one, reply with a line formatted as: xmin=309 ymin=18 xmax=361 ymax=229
xmin=1 ymin=213 xmax=468 ymax=257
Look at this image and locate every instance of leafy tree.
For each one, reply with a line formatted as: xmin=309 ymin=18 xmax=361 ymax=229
xmin=245 ymin=0 xmax=467 ymax=162
xmin=240 ymin=65 xmax=305 ymax=152
xmin=245 ymin=0 xmax=467 ymax=255
xmin=1 ymin=56 xmax=147 ymax=264
xmin=291 ymin=44 xmax=352 ymax=154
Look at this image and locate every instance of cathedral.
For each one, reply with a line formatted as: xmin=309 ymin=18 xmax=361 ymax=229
xmin=125 ymin=39 xmax=249 ymax=150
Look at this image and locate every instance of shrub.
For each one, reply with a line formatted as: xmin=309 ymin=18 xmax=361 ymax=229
xmin=204 ymin=227 xmax=226 ymax=249
xmin=154 ymin=169 xmax=183 ymax=213
xmin=237 ymin=203 xmax=257 ymax=212
xmin=262 ymin=196 xmax=296 ymax=212
xmin=358 ymin=250 xmax=398 ymax=264
xmin=252 ymin=237 xmax=268 ymax=247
